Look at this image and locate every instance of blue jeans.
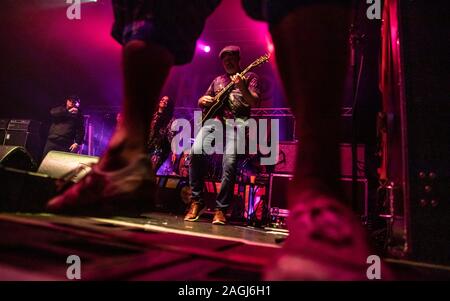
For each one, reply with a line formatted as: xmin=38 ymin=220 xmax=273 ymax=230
xmin=189 ymin=119 xmax=246 ymax=210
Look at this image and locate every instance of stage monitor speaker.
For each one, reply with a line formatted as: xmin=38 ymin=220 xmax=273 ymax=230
xmin=38 ymin=151 xmax=99 ymax=182
xmin=0 ymin=145 xmax=37 ymax=171
xmin=0 ymin=167 xmax=57 ymax=212
xmin=3 ymin=131 xmax=42 ymax=163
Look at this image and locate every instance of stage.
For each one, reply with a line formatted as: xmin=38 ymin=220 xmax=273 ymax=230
xmin=0 ymin=0 xmax=449 ymax=285
xmin=0 ymin=212 xmax=286 ymax=281
xmin=0 ymin=211 xmax=449 ymax=281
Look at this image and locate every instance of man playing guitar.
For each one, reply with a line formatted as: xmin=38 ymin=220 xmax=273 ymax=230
xmin=185 ymin=45 xmax=261 ymax=224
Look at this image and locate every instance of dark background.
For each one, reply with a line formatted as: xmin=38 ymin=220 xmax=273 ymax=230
xmin=0 ymin=0 xmax=382 ymax=150
xmin=0 ymin=0 xmax=285 ymax=119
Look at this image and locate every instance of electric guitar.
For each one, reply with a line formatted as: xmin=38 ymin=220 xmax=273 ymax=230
xmin=201 ymin=53 xmax=270 ymax=124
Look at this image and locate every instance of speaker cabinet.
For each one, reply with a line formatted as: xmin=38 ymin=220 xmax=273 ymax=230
xmin=7 ymin=119 xmax=41 ymax=133
xmin=3 ymin=131 xmax=42 ymax=163
xmin=268 ymin=173 xmax=293 ymax=218
xmin=272 ymin=141 xmax=365 ymax=177
xmin=273 ymin=141 xmax=297 ymax=174
xmin=1 ymin=150 xmax=139 ymax=214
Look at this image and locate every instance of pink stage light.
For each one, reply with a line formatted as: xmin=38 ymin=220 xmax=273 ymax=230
xmin=197 ymin=42 xmax=211 ymax=54
xmin=265 ymin=34 xmax=275 ymax=54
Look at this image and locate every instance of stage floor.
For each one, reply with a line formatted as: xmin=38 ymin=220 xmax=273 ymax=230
xmin=0 ymin=212 xmax=448 ymax=280
xmin=0 ymin=212 xmax=285 ymax=280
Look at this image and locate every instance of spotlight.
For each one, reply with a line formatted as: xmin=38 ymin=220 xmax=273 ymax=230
xmin=197 ymin=41 xmax=211 ymax=54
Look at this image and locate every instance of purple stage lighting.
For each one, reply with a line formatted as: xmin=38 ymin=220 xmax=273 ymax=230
xmin=197 ymin=42 xmax=211 ymax=54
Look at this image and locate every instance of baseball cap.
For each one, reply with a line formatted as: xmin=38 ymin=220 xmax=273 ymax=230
xmin=219 ymin=45 xmax=240 ymax=59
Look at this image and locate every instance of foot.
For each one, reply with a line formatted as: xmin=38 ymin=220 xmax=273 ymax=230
xmin=184 ymin=201 xmax=205 ymax=222
xmin=46 ymin=155 xmax=155 ymax=217
xmin=212 ymin=209 xmax=227 ymax=225
xmin=265 ymin=191 xmax=391 ymax=280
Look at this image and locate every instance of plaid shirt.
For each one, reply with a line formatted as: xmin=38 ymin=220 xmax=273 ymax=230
xmin=204 ymin=72 xmax=260 ymax=120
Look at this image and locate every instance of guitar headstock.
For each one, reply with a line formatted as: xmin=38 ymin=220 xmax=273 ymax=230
xmin=249 ymin=53 xmax=271 ymax=69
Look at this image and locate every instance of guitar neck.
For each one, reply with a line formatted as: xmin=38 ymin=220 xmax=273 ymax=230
xmin=202 ymin=53 xmax=269 ymax=122
xmin=216 ymin=65 xmax=255 ymax=99
xmin=240 ymin=63 xmax=255 ymax=77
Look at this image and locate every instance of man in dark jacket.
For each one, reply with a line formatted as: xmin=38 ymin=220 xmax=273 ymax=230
xmin=42 ymin=96 xmax=85 ymax=159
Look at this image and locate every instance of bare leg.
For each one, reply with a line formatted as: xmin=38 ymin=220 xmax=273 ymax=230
xmin=101 ymin=40 xmax=174 ymax=170
xmin=266 ymin=4 xmax=375 ymax=280
xmin=271 ymin=4 xmax=348 ymax=200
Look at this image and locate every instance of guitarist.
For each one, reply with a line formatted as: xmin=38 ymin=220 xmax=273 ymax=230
xmin=185 ymin=45 xmax=261 ymax=224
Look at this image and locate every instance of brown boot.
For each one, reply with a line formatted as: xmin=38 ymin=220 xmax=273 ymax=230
xmin=212 ymin=209 xmax=227 ymax=225
xmin=184 ymin=202 xmax=205 ymax=222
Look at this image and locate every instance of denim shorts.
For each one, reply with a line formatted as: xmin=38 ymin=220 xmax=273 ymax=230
xmin=112 ymin=0 xmax=350 ymax=65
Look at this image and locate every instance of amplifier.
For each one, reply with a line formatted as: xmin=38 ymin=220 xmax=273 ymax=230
xmin=272 ymin=141 xmax=297 ymax=174
xmin=272 ymin=141 xmax=365 ymax=177
xmin=7 ymin=119 xmax=41 ymax=133
xmin=267 ymin=173 xmax=294 ymax=229
xmin=268 ymin=173 xmax=293 ymax=217
xmin=4 ymin=131 xmax=42 ymax=162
